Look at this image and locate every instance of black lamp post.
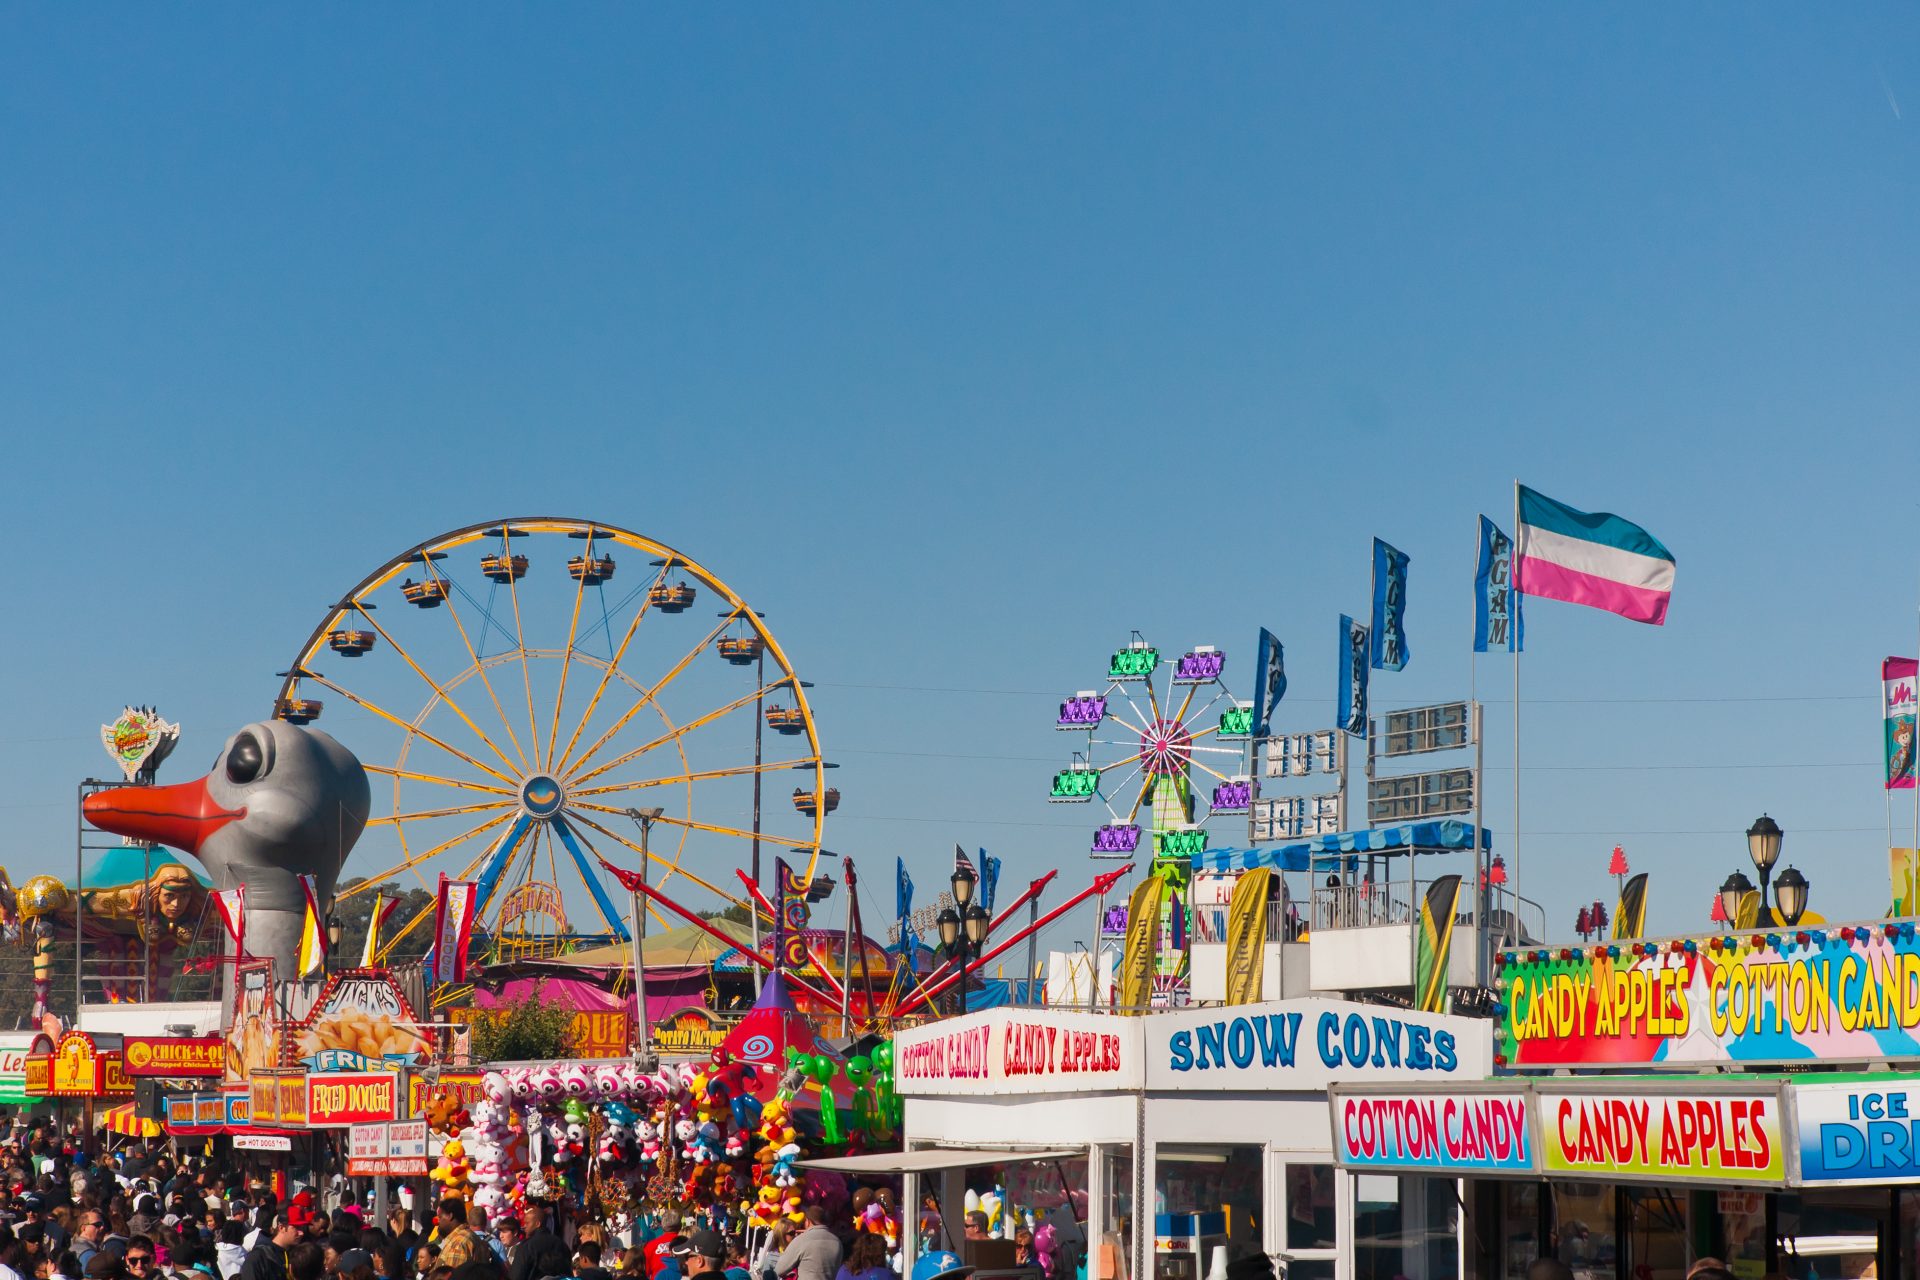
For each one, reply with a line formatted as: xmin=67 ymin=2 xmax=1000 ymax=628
xmin=1773 ymin=866 xmax=1811 ymax=927
xmin=1718 ymin=871 xmax=1754 ymax=931
xmin=1746 ymin=814 xmax=1784 ymax=927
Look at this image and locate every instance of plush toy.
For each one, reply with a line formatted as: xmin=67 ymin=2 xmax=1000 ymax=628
xmin=430 ymin=1137 xmax=471 ymax=1199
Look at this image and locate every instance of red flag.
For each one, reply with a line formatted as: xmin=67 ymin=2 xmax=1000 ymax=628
xmin=431 ymin=875 xmax=477 ymax=983
xmin=212 ymin=886 xmax=247 ymax=957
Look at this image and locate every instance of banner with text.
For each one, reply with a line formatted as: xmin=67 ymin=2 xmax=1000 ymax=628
xmin=1536 ymin=1086 xmax=1786 ymax=1185
xmin=1331 ymin=1088 xmax=1534 ymax=1173
xmin=892 ymin=1007 xmax=1142 ymax=1096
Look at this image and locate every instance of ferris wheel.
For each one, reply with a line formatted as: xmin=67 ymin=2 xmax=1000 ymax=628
xmin=272 ymin=518 xmax=833 ymax=962
xmin=1050 ymin=632 xmax=1253 ymax=860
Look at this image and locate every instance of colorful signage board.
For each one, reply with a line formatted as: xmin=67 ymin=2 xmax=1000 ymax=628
xmin=1499 ymin=933 xmax=1920 ymax=1068
xmin=1331 ymin=1088 xmax=1533 ymax=1172
xmin=652 ymin=1008 xmax=730 ymax=1055
xmin=306 ymin=1072 xmax=399 ymax=1127
xmin=894 ymin=1008 xmax=1143 ymax=1096
xmin=405 ymin=1071 xmax=485 ymax=1121
xmin=347 ymin=1120 xmax=430 ymax=1176
xmin=124 ymin=1036 xmax=224 ymax=1078
xmin=34 ymin=1032 xmax=131 ymax=1097
xmin=1146 ymin=999 xmax=1492 ymax=1091
xmin=1793 ymin=1081 xmax=1920 ymax=1184
xmin=293 ymin=970 xmax=430 ymax=1070
xmin=232 ymin=1133 xmax=292 ymax=1152
xmin=1536 ymin=1086 xmax=1786 ymax=1185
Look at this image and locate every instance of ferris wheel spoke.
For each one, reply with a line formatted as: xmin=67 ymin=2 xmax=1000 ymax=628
xmin=1185 ymin=756 xmax=1234 ymax=785
xmin=423 ymin=556 xmax=534 ymax=774
xmin=570 ymin=801 xmax=815 ymax=852
xmin=542 ymin=532 xmax=596 ymax=773
xmin=1169 ymin=682 xmax=1199 ymax=731
xmin=1101 ymin=708 xmax=1153 ymax=739
xmin=346 ymin=603 xmax=525 ymax=780
xmin=568 ymin=677 xmax=787 ymax=788
xmin=550 ymin=561 xmax=673 ymax=777
xmin=566 ymin=810 xmax=746 ymax=908
xmin=309 ymin=674 xmax=520 ymax=788
xmin=567 ymin=757 xmax=820 ymax=801
xmin=363 ymin=765 xmax=515 ymax=797
xmin=499 ymin=532 xmax=544 ymax=772
xmin=1125 ymin=773 xmax=1156 ymax=823
xmin=365 ymin=799 xmax=517 ymax=827
xmin=337 ymin=809 xmax=518 ymax=901
xmin=561 ymin=612 xmax=751 ymax=782
xmin=562 ymin=820 xmax=672 ymax=930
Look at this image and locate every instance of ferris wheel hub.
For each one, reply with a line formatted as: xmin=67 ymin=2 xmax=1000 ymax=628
xmin=518 ymin=773 xmax=567 ymax=820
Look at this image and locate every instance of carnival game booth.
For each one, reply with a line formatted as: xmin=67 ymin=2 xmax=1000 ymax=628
xmin=818 ymin=998 xmax=1492 ymax=1280
xmin=1324 ymin=921 xmax=1920 ymax=1280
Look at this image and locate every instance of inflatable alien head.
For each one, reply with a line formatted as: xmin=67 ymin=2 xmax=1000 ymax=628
xmin=82 ymin=721 xmax=370 ymax=973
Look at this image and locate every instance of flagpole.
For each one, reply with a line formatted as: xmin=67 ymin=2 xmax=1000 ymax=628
xmin=1511 ymin=480 xmax=1522 ymax=950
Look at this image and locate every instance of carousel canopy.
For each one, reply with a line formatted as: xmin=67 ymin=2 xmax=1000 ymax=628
xmin=82 ymin=848 xmax=212 ymax=890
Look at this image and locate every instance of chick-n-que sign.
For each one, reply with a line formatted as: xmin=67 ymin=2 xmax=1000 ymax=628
xmin=305 ymin=1072 xmax=399 ymax=1127
xmin=893 ymin=1008 xmax=1141 ymax=1095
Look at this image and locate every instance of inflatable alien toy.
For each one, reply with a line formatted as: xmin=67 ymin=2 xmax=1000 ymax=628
xmin=82 ymin=721 xmax=370 ymax=975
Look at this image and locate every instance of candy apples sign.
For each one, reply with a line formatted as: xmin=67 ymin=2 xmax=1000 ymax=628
xmin=893 ymin=1008 xmax=1142 ymax=1095
xmin=1537 ymin=1086 xmax=1786 ymax=1185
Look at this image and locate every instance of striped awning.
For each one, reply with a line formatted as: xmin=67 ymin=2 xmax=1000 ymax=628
xmin=103 ymin=1102 xmax=161 ymax=1140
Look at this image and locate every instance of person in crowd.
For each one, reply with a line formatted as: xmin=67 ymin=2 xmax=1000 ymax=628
xmin=284 ymin=1246 xmax=321 ymax=1280
xmin=73 ymin=1214 xmax=109 ymax=1273
xmin=51 ymin=1253 xmax=81 ymax=1280
xmin=770 ymin=1207 xmax=841 ymax=1280
xmin=639 ymin=1218 xmax=679 ymax=1280
xmin=239 ymin=1215 xmax=299 ymax=1280
xmin=571 ymin=1243 xmax=611 ymax=1280
xmin=120 ymin=1239 xmax=154 ymax=1280
xmin=214 ymin=1225 xmax=246 ymax=1280
xmin=430 ymin=1206 xmax=478 ymax=1274
xmin=832 ymin=1233 xmax=893 ymax=1280
xmin=460 ymin=1214 xmax=497 ymax=1268
xmin=504 ymin=1208 xmax=565 ymax=1280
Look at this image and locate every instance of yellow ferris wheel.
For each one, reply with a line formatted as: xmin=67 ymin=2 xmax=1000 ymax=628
xmin=272 ymin=518 xmax=834 ymax=960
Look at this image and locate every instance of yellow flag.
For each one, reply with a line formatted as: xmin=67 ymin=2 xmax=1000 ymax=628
xmin=1224 ymin=868 xmax=1272 ymax=1005
xmin=1118 ymin=875 xmax=1166 ymax=1012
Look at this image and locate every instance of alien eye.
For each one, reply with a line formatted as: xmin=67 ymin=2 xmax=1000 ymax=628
xmin=226 ymin=733 xmax=268 ymax=785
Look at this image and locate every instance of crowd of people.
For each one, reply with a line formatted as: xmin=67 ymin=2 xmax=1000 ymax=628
xmin=0 ymin=1121 xmax=953 ymax=1280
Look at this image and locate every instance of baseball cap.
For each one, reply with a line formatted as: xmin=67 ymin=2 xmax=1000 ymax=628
xmin=667 ymin=1238 xmax=694 ymax=1258
xmin=688 ymin=1231 xmax=725 ymax=1262
xmin=18 ymin=1194 xmax=41 ymax=1212
xmin=336 ymin=1251 xmax=372 ymax=1273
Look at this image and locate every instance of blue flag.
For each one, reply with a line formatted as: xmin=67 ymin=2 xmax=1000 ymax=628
xmin=1371 ymin=538 xmax=1410 ymax=671
xmin=980 ymin=851 xmax=1002 ymax=914
xmin=1473 ymin=516 xmax=1525 ymax=653
xmin=1251 ymin=627 xmax=1287 ymax=738
xmin=1337 ymin=614 xmax=1370 ymax=738
xmin=895 ymin=857 xmax=913 ymax=921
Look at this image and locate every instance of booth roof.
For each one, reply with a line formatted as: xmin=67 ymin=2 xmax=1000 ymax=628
xmin=799 ymin=1147 xmax=1084 ymax=1174
xmin=1193 ymin=819 xmax=1492 ymax=875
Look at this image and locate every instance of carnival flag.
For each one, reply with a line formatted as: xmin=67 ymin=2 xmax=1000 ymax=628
xmin=774 ymin=858 xmax=810 ymax=971
xmin=294 ymin=874 xmax=327 ymax=979
xmin=953 ymin=845 xmax=976 ymax=878
xmin=1336 ymin=615 xmax=1370 ymax=738
xmin=1223 ymin=867 xmax=1272 ymax=1006
xmin=212 ymin=886 xmax=246 ymax=957
xmin=431 ymin=874 xmax=477 ymax=984
xmin=361 ymin=892 xmax=400 ymax=968
xmin=1413 ymin=875 xmax=1462 ymax=1014
xmin=1513 ymin=485 xmax=1675 ymax=625
xmin=979 ymin=851 xmax=1002 ymax=914
xmin=1473 ymin=516 xmax=1525 ymax=653
xmin=1612 ymin=873 xmax=1649 ymax=940
xmin=1371 ymin=539 xmax=1411 ymax=670
xmin=1886 ymin=658 xmax=1918 ymax=790
xmin=1251 ymin=628 xmax=1287 ymax=738
xmin=1118 ymin=875 xmax=1166 ymax=1012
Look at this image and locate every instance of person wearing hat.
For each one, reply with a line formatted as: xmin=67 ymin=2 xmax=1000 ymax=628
xmin=680 ymin=1232 xmax=743 ymax=1280
xmin=770 ymin=1208 xmax=840 ymax=1280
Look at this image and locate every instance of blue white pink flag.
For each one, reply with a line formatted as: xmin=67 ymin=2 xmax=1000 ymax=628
xmin=1473 ymin=516 xmax=1524 ymax=653
xmin=1886 ymin=658 xmax=1917 ymax=791
xmin=1513 ymin=485 xmax=1675 ymax=625
xmin=1336 ymin=615 xmax=1369 ymax=738
xmin=1370 ymin=539 xmax=1410 ymax=670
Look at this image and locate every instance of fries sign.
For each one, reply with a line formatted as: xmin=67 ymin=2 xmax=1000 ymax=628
xmin=294 ymin=970 xmax=431 ymax=1070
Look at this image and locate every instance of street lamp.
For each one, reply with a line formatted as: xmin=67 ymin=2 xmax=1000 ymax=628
xmin=1719 ymin=872 xmax=1755 ymax=931
xmin=951 ymin=863 xmax=977 ymax=909
xmin=1746 ymin=814 xmax=1784 ymax=927
xmin=1773 ymin=866 xmax=1810 ymax=927
xmin=625 ymin=806 xmax=666 ymax=1063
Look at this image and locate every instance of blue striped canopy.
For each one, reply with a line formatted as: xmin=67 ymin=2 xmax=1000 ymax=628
xmin=1191 ymin=820 xmax=1493 ymax=875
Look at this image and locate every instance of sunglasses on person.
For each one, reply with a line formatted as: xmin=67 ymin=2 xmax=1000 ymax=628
xmin=125 ymin=1258 xmax=153 ymax=1272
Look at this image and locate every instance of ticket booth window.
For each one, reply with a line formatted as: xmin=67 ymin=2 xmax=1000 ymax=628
xmin=1155 ymin=1146 xmax=1264 ymax=1264
xmin=1278 ymin=1163 xmax=1335 ymax=1280
xmin=1550 ymin=1183 xmax=1618 ymax=1280
xmin=1777 ymin=1189 xmax=1888 ymax=1280
xmin=1353 ymin=1174 xmax=1459 ymax=1280
xmin=1621 ymin=1187 xmax=1689 ymax=1280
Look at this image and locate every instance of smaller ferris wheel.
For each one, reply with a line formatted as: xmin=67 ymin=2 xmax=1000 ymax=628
xmin=1049 ymin=632 xmax=1254 ymax=861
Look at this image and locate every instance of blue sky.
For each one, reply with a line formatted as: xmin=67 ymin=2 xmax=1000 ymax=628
xmin=2 ymin=8 xmax=1918 ymax=953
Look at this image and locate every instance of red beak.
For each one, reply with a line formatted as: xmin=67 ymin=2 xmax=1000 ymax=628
xmin=82 ymin=777 xmax=246 ymax=855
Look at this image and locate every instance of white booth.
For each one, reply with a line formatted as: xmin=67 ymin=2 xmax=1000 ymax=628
xmin=811 ymin=1000 xmax=1492 ymax=1280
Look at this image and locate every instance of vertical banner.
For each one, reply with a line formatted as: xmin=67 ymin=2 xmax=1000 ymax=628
xmin=1612 ymin=872 xmax=1649 ymax=940
xmin=295 ymin=875 xmax=327 ymax=979
xmin=1337 ymin=615 xmax=1370 ymax=738
xmin=1371 ymin=539 xmax=1411 ymax=670
xmin=894 ymin=858 xmax=914 ymax=955
xmin=1251 ymin=627 xmax=1287 ymax=738
xmin=1414 ymin=875 xmax=1462 ymax=1013
xmin=361 ymin=893 xmax=399 ymax=969
xmin=431 ymin=876 xmax=476 ymax=984
xmin=1894 ymin=850 xmax=1920 ymax=918
xmin=1473 ymin=516 xmax=1525 ymax=653
xmin=1885 ymin=658 xmax=1917 ymax=790
xmin=1223 ymin=867 xmax=1272 ymax=1006
xmin=776 ymin=859 xmax=810 ymax=971
xmin=979 ymin=852 xmax=1002 ymax=914
xmin=213 ymin=886 xmax=247 ymax=957
xmin=1118 ymin=875 xmax=1166 ymax=1012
